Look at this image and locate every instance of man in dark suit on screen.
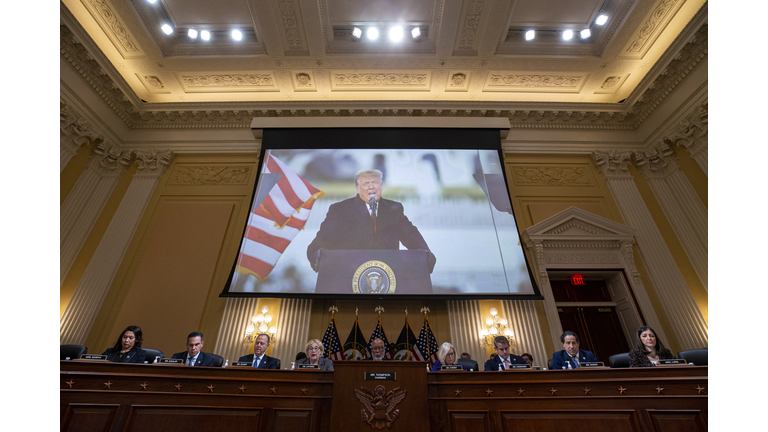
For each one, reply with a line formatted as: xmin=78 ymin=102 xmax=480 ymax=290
xmin=306 ymin=169 xmax=436 ymax=272
xmin=171 ymin=332 xmax=217 ymax=367
xmin=238 ymin=334 xmax=281 ymax=369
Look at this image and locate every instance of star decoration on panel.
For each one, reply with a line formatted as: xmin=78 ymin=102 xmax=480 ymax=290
xmin=517 ymin=388 xmax=525 ymax=396
xmin=270 ymin=386 xmax=278 ymax=394
xmin=618 ymin=386 xmax=627 ymax=395
xmin=301 ymin=388 xmax=308 ymax=395
xmin=239 ymin=385 xmax=247 ymax=393
xmin=549 ymin=388 xmax=558 ymax=396
xmin=103 ymin=381 xmax=113 ymax=389
xmin=139 ymin=382 xmax=148 ymax=390
xmin=695 ymin=385 xmax=706 ymax=395
xmin=454 ymin=389 xmax=462 ymax=396
xmin=655 ymin=385 xmax=664 ymax=394
xmin=583 ymin=387 xmax=591 ymax=395
xmin=174 ymin=383 xmax=183 ymax=391
xmin=207 ymin=384 xmax=215 ymax=393
xmin=65 ymin=380 xmax=75 ymax=389
xmin=485 ymin=388 xmax=494 ymax=396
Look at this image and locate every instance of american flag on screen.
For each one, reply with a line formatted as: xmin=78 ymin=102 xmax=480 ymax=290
xmin=321 ymin=316 xmax=344 ymax=361
xmin=235 ymin=153 xmax=325 ymax=282
xmin=413 ymin=317 xmax=439 ymax=365
xmin=365 ymin=317 xmax=392 ymax=359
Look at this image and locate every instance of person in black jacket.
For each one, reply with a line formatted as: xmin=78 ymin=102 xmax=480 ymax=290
xmin=102 ymin=325 xmax=146 ymax=364
xmin=628 ymin=326 xmax=675 ymax=367
xmin=484 ymin=336 xmax=527 ymax=370
xmin=171 ymin=331 xmax=217 ymax=367
xmin=238 ymin=334 xmax=281 ymax=369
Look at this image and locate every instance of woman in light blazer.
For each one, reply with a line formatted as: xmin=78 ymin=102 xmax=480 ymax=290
xmin=296 ymin=339 xmax=334 ymax=371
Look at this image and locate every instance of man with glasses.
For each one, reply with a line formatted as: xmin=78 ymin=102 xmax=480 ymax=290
xmin=364 ymin=338 xmax=391 ymax=361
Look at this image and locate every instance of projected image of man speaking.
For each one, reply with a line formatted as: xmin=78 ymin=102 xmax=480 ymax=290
xmin=306 ymin=169 xmax=437 ymax=273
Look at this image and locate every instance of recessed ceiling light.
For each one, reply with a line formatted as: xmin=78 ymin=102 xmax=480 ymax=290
xmin=580 ymin=28 xmax=591 ymax=39
xmin=525 ymin=30 xmax=535 ymax=41
xmin=188 ymin=29 xmax=198 ymax=39
xmin=352 ymin=27 xmax=362 ymax=38
xmin=147 ymin=0 xmax=157 ymax=3
xmin=596 ymin=14 xmax=608 ymax=25
xmin=232 ymin=29 xmax=243 ymax=41
xmin=411 ymin=27 xmax=421 ymax=39
xmin=367 ymin=27 xmax=379 ymax=40
xmin=389 ymin=26 xmax=404 ymax=42
xmin=562 ymin=30 xmax=574 ymax=40
xmin=161 ymin=24 xmax=173 ymax=35
xmin=201 ymin=30 xmax=211 ymax=41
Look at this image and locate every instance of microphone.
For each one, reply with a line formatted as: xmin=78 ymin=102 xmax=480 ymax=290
xmin=369 ymin=197 xmax=377 ymax=214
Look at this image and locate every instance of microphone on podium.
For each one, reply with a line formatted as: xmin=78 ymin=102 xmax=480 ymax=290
xmin=369 ymin=197 xmax=378 ymax=235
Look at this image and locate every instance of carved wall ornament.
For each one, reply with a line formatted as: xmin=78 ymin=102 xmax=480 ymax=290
xmin=354 ymin=385 xmax=406 ymax=429
xmin=135 ymin=149 xmax=173 ymax=177
xmin=545 ymin=253 xmax=620 ymax=265
xmin=82 ymin=0 xmax=142 ymax=57
xmin=593 ymin=150 xmax=633 ymax=179
xmin=90 ymin=141 xmax=132 ymax=176
xmin=296 ymin=73 xmax=312 ymax=87
xmin=543 ymin=220 xmax=612 ymax=237
xmin=171 ymin=165 xmax=252 ymax=185
xmin=335 ymin=73 xmax=429 ymax=86
xmin=278 ymin=0 xmax=303 ymax=49
xmin=664 ymin=101 xmax=708 ymax=154
xmin=488 ymin=74 xmax=583 ymax=88
xmin=633 ymin=143 xmax=678 ymax=178
xmin=510 ymin=166 xmax=592 ymax=186
xmin=181 ymin=74 xmax=275 ymax=88
xmin=626 ymin=0 xmax=682 ymax=54
xmin=459 ymin=0 xmax=485 ymax=49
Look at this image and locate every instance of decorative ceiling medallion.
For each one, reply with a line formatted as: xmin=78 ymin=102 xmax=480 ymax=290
xmin=483 ymin=73 xmax=586 ymax=93
xmin=176 ymin=73 xmax=279 ymax=93
xmin=291 ymin=71 xmax=317 ymax=92
xmin=137 ymin=74 xmax=171 ymax=94
xmin=80 ymin=0 xmax=145 ymax=59
xmin=445 ymin=72 xmax=470 ymax=92
xmin=331 ymin=71 xmax=431 ymax=91
xmin=457 ymin=0 xmax=485 ymax=52
xmin=594 ymin=75 xmax=629 ymax=94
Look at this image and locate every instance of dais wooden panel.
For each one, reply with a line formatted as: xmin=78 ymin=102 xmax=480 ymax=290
xmin=501 ymin=410 xmax=641 ymax=432
xmin=124 ymin=406 xmax=262 ymax=432
xmin=646 ymin=409 xmax=707 ymax=432
xmin=449 ymin=411 xmax=490 ymax=432
xmin=61 ymin=403 xmax=119 ymax=432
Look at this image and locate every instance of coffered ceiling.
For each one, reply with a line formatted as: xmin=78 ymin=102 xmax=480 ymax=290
xmin=62 ymin=0 xmax=706 ymax=110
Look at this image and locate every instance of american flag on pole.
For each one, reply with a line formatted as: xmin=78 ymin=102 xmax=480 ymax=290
xmin=321 ymin=316 xmax=344 ymax=361
xmin=366 ymin=316 xmax=392 ymax=359
xmin=413 ymin=316 xmax=439 ymax=365
xmin=235 ymin=153 xmax=325 ymax=281
xmin=393 ymin=317 xmax=418 ymax=361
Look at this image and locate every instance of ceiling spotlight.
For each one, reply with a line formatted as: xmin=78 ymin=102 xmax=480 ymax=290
xmin=201 ymin=30 xmax=211 ymax=41
xmin=147 ymin=0 xmax=157 ymax=3
xmin=562 ymin=30 xmax=573 ymax=40
xmin=580 ymin=28 xmax=591 ymax=39
xmin=411 ymin=27 xmax=421 ymax=39
xmin=596 ymin=14 xmax=608 ymax=25
xmin=389 ymin=26 xmax=404 ymax=42
xmin=188 ymin=29 xmax=198 ymax=39
xmin=161 ymin=23 xmax=173 ymax=35
xmin=367 ymin=27 xmax=379 ymax=40
xmin=352 ymin=27 xmax=362 ymax=39
xmin=525 ymin=30 xmax=535 ymax=41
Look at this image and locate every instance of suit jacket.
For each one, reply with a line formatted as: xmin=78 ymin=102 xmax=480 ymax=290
xmin=238 ymin=354 xmax=281 ymax=369
xmin=431 ymin=360 xmax=467 ymax=371
xmin=306 ymin=196 xmax=432 ymax=270
xmin=296 ymin=357 xmax=334 ymax=371
xmin=483 ymin=354 xmax=527 ymax=371
xmin=171 ymin=351 xmax=216 ymax=367
xmin=628 ymin=347 xmax=675 ymax=368
xmin=551 ymin=349 xmax=598 ymax=370
xmin=102 ymin=348 xmax=146 ymax=364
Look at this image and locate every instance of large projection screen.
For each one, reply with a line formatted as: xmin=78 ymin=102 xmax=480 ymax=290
xmin=221 ymin=127 xmax=541 ymax=299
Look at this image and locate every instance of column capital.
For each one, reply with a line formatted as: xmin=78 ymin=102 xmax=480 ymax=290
xmin=664 ymin=101 xmax=708 ymax=158
xmin=88 ymin=141 xmax=133 ymax=177
xmin=593 ymin=150 xmax=633 ymax=180
xmin=135 ymin=149 xmax=174 ymax=178
xmin=60 ymin=99 xmax=102 ymax=155
xmin=633 ymin=142 xmax=679 ymax=179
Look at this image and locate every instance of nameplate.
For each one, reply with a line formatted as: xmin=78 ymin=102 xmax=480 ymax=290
xmin=79 ymin=354 xmax=107 ymax=360
xmin=658 ymin=359 xmax=688 ymax=365
xmin=297 ymin=364 xmax=320 ymax=369
xmin=441 ymin=365 xmax=463 ymax=371
xmin=579 ymin=362 xmax=605 ymax=368
xmin=365 ymin=372 xmax=396 ymax=380
xmin=507 ymin=364 xmax=531 ymax=369
xmin=232 ymin=361 xmax=253 ymax=367
xmin=158 ymin=358 xmax=183 ymax=364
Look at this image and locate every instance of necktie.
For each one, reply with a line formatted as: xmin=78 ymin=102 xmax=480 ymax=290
xmin=504 ymin=359 xmax=510 ymax=370
xmin=188 ymin=356 xmax=194 ymax=366
xmin=371 ymin=207 xmax=377 ymax=234
xmin=254 ymin=357 xmax=260 ymax=368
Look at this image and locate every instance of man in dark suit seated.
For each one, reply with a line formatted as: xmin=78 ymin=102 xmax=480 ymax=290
xmin=551 ymin=330 xmax=598 ymax=369
xmin=306 ymin=169 xmax=436 ymax=273
xmin=484 ymin=336 xmax=527 ymax=371
xmin=171 ymin=331 xmax=217 ymax=367
xmin=363 ymin=338 xmax=392 ymax=361
xmin=238 ymin=334 xmax=281 ymax=369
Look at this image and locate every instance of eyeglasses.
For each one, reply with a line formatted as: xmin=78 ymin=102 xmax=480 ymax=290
xmin=446 ymin=352 xmax=455 ymax=357
xmin=307 ymin=347 xmax=321 ymax=352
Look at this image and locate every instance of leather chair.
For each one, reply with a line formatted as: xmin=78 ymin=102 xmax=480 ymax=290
xmin=678 ymin=348 xmax=708 ymax=366
xmin=60 ymin=344 xmax=88 ymax=360
xmin=547 ymin=359 xmax=553 ymax=370
xmin=456 ymin=358 xmax=479 ymax=371
xmin=609 ymin=352 xmax=630 ymax=368
xmin=209 ymin=354 xmax=224 ymax=367
xmin=142 ymin=348 xmax=164 ymax=364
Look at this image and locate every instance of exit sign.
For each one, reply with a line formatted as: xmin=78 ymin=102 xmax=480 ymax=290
xmin=570 ymin=274 xmax=586 ymax=285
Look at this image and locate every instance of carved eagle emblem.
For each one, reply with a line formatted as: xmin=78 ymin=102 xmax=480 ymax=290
xmin=354 ymin=385 xmax=407 ymax=429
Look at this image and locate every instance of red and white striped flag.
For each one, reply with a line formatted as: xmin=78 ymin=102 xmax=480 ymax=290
xmin=235 ymin=153 xmax=324 ymax=282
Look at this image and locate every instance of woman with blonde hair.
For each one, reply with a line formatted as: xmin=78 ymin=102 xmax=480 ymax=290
xmin=296 ymin=339 xmax=334 ymax=370
xmin=430 ymin=342 xmax=466 ymax=371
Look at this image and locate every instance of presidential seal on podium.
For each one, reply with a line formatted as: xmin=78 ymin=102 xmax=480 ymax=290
xmin=352 ymin=260 xmax=396 ymax=294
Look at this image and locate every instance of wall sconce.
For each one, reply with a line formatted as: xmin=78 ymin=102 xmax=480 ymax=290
xmin=478 ymin=308 xmax=515 ymax=348
xmin=245 ymin=305 xmax=277 ymax=343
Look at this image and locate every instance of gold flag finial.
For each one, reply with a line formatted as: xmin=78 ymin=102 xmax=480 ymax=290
xmin=375 ymin=305 xmax=385 ymax=316
xmin=420 ymin=306 xmax=430 ymax=316
xmin=329 ymin=305 xmax=338 ymax=317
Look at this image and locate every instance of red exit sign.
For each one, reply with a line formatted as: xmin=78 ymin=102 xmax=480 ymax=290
xmin=570 ymin=274 xmax=586 ymax=285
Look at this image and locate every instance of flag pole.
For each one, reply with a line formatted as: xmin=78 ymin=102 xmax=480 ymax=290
xmin=405 ymin=308 xmax=410 ymax=361
xmin=421 ymin=306 xmax=431 ymax=361
xmin=328 ymin=305 xmax=338 ymax=359
xmin=354 ymin=307 xmax=359 ymax=360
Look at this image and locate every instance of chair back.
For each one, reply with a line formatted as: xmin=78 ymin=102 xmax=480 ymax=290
xmin=609 ymin=352 xmax=630 ymax=368
xmin=209 ymin=354 xmax=224 ymax=367
xmin=547 ymin=359 xmax=553 ymax=370
xmin=142 ymin=348 xmax=164 ymax=364
xmin=456 ymin=358 xmax=479 ymax=371
xmin=677 ymin=348 xmax=708 ymax=366
xmin=60 ymin=344 xmax=88 ymax=360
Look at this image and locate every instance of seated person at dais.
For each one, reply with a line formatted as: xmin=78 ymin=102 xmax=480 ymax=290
xmin=171 ymin=331 xmax=216 ymax=366
xmin=629 ymin=326 xmax=675 ymax=367
xmin=431 ymin=342 xmax=466 ymax=371
xmin=102 ymin=325 xmax=146 ymax=364
xmin=238 ymin=334 xmax=280 ymax=369
xmin=364 ymin=338 xmax=392 ymax=360
xmin=552 ymin=330 xmax=597 ymax=369
xmin=521 ymin=352 xmax=534 ymax=367
xmin=296 ymin=339 xmax=334 ymax=370
xmin=484 ymin=336 xmax=527 ymax=370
